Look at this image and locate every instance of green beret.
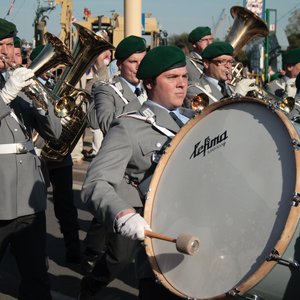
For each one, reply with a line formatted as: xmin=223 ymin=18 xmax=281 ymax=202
xmin=137 ymin=45 xmax=186 ymax=80
xmin=115 ymin=35 xmax=146 ymax=60
xmin=30 ymin=44 xmax=45 ymax=61
xmin=14 ymin=36 xmax=21 ymax=48
xmin=0 ymin=18 xmax=17 ymax=40
xmin=282 ymin=48 xmax=300 ymax=65
xmin=202 ymin=41 xmax=234 ymax=59
xmin=188 ymin=26 xmax=211 ymax=44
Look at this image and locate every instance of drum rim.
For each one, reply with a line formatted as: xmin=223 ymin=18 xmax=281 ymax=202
xmin=144 ymin=97 xmax=300 ymax=299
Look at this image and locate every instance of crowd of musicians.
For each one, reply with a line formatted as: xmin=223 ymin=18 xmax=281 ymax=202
xmin=1 ymin=13 xmax=300 ymax=300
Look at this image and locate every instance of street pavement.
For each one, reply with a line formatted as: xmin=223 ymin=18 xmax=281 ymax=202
xmin=0 ymin=156 xmax=139 ymax=300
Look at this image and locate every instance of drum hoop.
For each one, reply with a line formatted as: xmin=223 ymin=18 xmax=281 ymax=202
xmin=144 ymin=97 xmax=300 ymax=298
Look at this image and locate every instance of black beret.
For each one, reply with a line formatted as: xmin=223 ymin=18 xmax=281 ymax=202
xmin=282 ymin=48 xmax=300 ymax=65
xmin=137 ymin=45 xmax=186 ymax=80
xmin=30 ymin=44 xmax=45 ymax=61
xmin=202 ymin=41 xmax=234 ymax=59
xmin=188 ymin=26 xmax=211 ymax=44
xmin=0 ymin=18 xmax=17 ymax=40
xmin=115 ymin=35 xmax=146 ymax=60
xmin=14 ymin=36 xmax=21 ymax=48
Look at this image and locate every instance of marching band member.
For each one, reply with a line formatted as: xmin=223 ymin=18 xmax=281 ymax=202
xmin=265 ymin=48 xmax=300 ymax=99
xmin=186 ymin=41 xmax=258 ymax=107
xmin=0 ymin=18 xmax=61 ymax=300
xmin=186 ymin=26 xmax=214 ymax=82
xmin=80 ymin=45 xmax=195 ymax=299
xmin=29 ymin=44 xmax=82 ymax=265
xmin=80 ymin=35 xmax=148 ymax=295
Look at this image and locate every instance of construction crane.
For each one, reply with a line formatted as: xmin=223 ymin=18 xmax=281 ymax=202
xmin=212 ymin=8 xmax=226 ymax=38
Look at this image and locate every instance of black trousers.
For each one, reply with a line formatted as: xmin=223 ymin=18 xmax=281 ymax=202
xmin=0 ymin=212 xmax=52 ymax=300
xmin=89 ymin=229 xmax=138 ymax=285
xmin=48 ymin=164 xmax=79 ymax=235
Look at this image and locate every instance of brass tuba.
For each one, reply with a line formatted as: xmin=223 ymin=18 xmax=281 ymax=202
xmin=226 ymin=6 xmax=269 ymax=57
xmin=41 ymin=23 xmax=115 ymax=162
xmin=225 ymin=6 xmax=269 ymax=84
xmin=0 ymin=32 xmax=73 ymax=111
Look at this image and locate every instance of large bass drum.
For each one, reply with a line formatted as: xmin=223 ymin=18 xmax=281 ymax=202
xmin=144 ymin=97 xmax=300 ymax=299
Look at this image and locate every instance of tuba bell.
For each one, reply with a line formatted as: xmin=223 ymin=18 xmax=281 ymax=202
xmin=0 ymin=32 xmax=73 ymax=111
xmin=41 ymin=23 xmax=115 ymax=162
xmin=225 ymin=6 xmax=269 ymax=85
xmin=226 ymin=6 xmax=269 ymax=57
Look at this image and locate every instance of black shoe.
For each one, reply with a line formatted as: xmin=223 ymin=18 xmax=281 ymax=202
xmin=81 ymin=252 xmax=100 ymax=274
xmin=78 ymin=276 xmax=104 ymax=300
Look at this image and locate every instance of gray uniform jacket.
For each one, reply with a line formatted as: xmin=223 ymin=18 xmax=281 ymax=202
xmin=0 ymin=94 xmax=62 ymax=220
xmin=81 ymin=100 xmax=195 ymax=229
xmin=265 ymin=76 xmax=288 ymax=99
xmin=188 ymin=75 xmax=234 ymax=106
xmin=186 ymin=51 xmax=204 ymax=83
xmin=92 ymin=76 xmax=145 ymax=135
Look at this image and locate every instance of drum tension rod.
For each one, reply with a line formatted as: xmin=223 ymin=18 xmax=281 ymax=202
xmin=291 ymin=138 xmax=300 ymax=150
xmin=292 ymin=192 xmax=300 ymax=206
xmin=266 ymin=249 xmax=300 ymax=268
xmin=227 ymin=288 xmax=241 ymax=297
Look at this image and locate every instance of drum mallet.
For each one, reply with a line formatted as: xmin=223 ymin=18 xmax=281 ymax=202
xmin=144 ymin=230 xmax=200 ymax=255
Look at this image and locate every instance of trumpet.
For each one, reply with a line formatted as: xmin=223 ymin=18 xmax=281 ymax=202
xmin=190 ymin=93 xmax=210 ymax=112
xmin=0 ymin=55 xmax=52 ymax=111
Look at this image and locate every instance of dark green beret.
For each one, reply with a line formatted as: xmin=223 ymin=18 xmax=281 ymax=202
xmin=115 ymin=35 xmax=146 ymax=60
xmin=137 ymin=45 xmax=186 ymax=80
xmin=30 ymin=44 xmax=45 ymax=61
xmin=14 ymin=36 xmax=21 ymax=48
xmin=188 ymin=26 xmax=211 ymax=44
xmin=282 ymin=48 xmax=300 ymax=65
xmin=202 ymin=41 xmax=234 ymax=59
xmin=0 ymin=18 xmax=17 ymax=40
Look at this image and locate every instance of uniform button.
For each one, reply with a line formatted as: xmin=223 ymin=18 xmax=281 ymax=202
xmin=156 ymin=142 xmax=162 ymax=148
xmin=14 ymin=128 xmax=18 ymax=132
xmin=19 ymin=160 xmax=23 ymax=164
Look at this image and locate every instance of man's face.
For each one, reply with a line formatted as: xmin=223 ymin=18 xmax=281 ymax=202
xmin=193 ymin=35 xmax=214 ymax=53
xmin=118 ymin=51 xmax=146 ymax=85
xmin=287 ymin=62 xmax=300 ymax=78
xmin=203 ymin=54 xmax=234 ymax=81
xmin=0 ymin=37 xmax=14 ymax=70
xmin=13 ymin=47 xmax=22 ymax=65
xmin=146 ymin=66 xmax=188 ymax=110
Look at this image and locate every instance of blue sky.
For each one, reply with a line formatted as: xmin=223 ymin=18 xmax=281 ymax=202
xmin=1 ymin=0 xmax=299 ymax=48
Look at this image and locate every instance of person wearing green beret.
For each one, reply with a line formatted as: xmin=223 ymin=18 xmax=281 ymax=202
xmin=13 ymin=36 xmax=22 ymax=65
xmin=186 ymin=26 xmax=214 ymax=82
xmin=186 ymin=41 xmax=258 ymax=106
xmin=79 ymin=34 xmax=148 ymax=298
xmin=0 ymin=18 xmax=61 ymax=300
xmin=265 ymin=48 xmax=300 ymax=100
xmin=79 ymin=45 xmax=195 ymax=299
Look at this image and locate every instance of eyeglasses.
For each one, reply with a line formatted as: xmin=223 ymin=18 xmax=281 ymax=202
xmin=210 ymin=59 xmax=235 ymax=66
xmin=199 ymin=37 xmax=214 ymax=43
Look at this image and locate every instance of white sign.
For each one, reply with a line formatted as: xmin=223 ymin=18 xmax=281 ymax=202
xmin=245 ymin=0 xmax=264 ymax=19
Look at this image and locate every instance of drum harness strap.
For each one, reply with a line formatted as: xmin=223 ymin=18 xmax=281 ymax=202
xmin=119 ymin=108 xmax=175 ymax=198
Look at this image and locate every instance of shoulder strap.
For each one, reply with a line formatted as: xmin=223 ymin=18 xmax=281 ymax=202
xmin=108 ymin=82 xmax=129 ymax=104
xmin=120 ymin=109 xmax=175 ymax=138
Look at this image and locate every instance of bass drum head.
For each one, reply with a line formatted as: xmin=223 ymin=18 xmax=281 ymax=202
xmin=144 ymin=98 xmax=300 ymax=299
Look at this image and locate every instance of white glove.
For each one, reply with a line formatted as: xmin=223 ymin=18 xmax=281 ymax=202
xmin=285 ymin=78 xmax=297 ymax=98
xmin=115 ymin=213 xmax=151 ymax=241
xmin=0 ymin=68 xmax=34 ymax=104
xmin=235 ymin=78 xmax=258 ymax=96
